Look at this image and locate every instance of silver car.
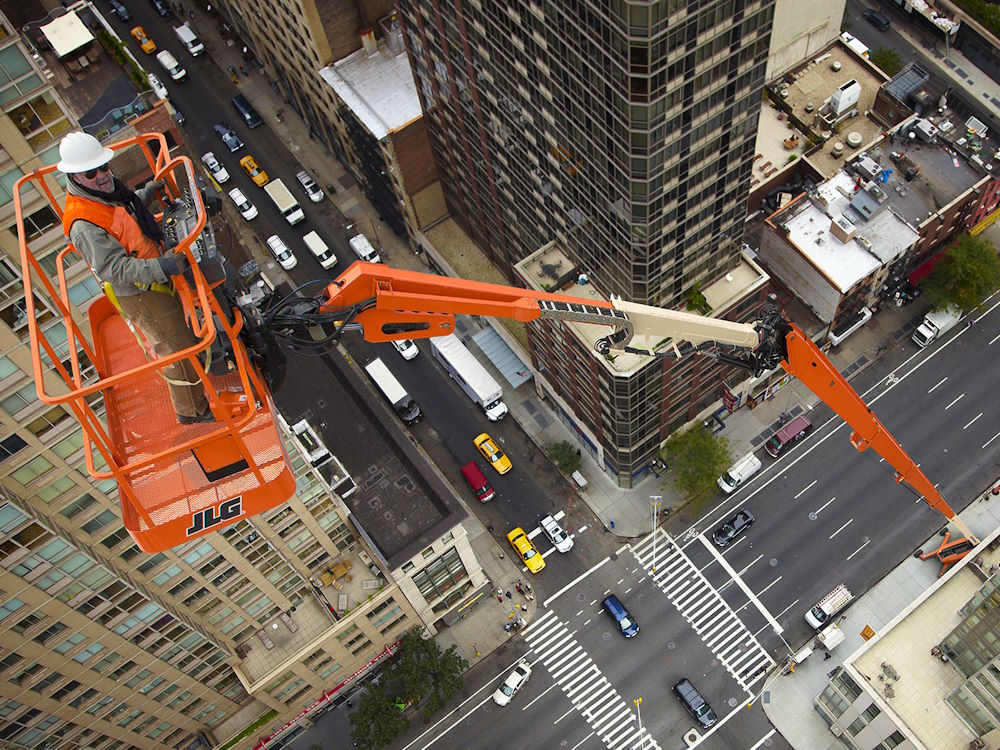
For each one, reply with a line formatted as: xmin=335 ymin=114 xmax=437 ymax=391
xmin=265 ymin=235 xmax=297 ymax=270
xmin=200 ymin=151 xmax=229 ymax=183
xmin=296 ymin=170 xmax=324 ymax=203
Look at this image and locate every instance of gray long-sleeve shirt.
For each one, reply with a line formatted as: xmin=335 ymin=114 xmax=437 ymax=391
xmin=66 ymin=178 xmax=168 ymax=298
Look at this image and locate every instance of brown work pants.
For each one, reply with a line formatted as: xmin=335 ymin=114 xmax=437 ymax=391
xmin=117 ymin=290 xmax=209 ymax=419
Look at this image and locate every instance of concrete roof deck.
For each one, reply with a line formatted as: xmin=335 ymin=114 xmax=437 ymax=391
xmin=515 ymin=243 xmax=769 ymax=376
xmin=863 ymin=139 xmax=985 ymax=227
xmin=774 ymin=39 xmax=887 ymax=178
xmin=849 ymin=542 xmax=1000 ymax=749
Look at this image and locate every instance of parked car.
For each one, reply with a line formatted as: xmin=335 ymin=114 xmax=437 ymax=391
xmin=213 ymin=123 xmax=244 ymax=153
xmin=460 ymin=461 xmax=494 ymax=503
xmin=296 ymin=170 xmax=325 ymax=202
xmin=109 ymin=0 xmax=132 ymax=22
xmin=862 ymin=9 xmax=890 ymax=31
xmin=200 ymin=152 xmax=229 ymax=183
xmin=227 ymin=188 xmax=258 ymax=220
xmin=492 ymin=660 xmax=531 ymax=706
xmin=474 ymin=432 xmax=511 ymax=474
xmin=391 ymin=339 xmax=419 ymax=360
xmin=265 ymin=235 xmax=297 ymax=270
xmin=507 ymin=527 xmax=545 ymax=574
xmin=764 ymin=415 xmax=812 ymax=458
xmin=539 ymin=514 xmax=573 ymax=553
xmin=149 ymin=0 xmax=172 ymax=17
xmin=130 ymin=25 xmax=155 ymax=54
xmin=147 ymin=73 xmax=168 ymax=101
xmin=711 ymin=509 xmax=755 ymax=548
xmin=240 ymin=155 xmax=269 ymax=187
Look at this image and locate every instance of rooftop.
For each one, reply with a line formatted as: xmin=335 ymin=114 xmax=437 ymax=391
xmin=514 ymin=243 xmax=769 ymax=376
xmin=772 ymin=37 xmax=887 ymax=178
xmin=846 ymin=527 xmax=1000 ymax=748
xmin=21 ymin=4 xmax=151 ymax=128
xmin=320 ymin=42 xmax=422 ymax=140
xmin=854 ymin=138 xmax=985 ymax=227
xmin=275 ymin=348 xmax=464 ymax=569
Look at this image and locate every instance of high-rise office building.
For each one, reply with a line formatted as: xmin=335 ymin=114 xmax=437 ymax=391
xmin=396 ymin=1 xmax=777 ymax=306
xmin=396 ymin=1 xmax=777 ymax=482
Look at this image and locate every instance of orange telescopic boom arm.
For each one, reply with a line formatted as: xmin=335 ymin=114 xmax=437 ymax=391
xmin=318 ymin=263 xmax=972 ymax=541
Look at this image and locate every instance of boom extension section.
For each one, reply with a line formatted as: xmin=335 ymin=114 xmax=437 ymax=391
xmin=316 ymin=264 xmax=971 ymax=540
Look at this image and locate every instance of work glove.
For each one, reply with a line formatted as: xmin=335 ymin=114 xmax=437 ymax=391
xmin=146 ymin=178 xmax=166 ymax=192
xmin=156 ymin=252 xmax=190 ymax=278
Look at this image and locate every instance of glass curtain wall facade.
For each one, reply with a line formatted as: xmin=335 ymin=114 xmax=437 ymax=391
xmin=397 ymin=0 xmax=775 ymax=306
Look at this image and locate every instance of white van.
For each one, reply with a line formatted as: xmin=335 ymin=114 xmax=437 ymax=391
xmin=303 ymin=231 xmax=337 ymax=270
xmin=717 ymin=452 xmax=762 ymax=494
xmin=174 ymin=22 xmax=204 ymax=56
xmin=805 ymin=584 xmax=853 ymax=629
xmin=349 ymin=233 xmax=381 ymax=264
xmin=155 ymin=50 xmax=186 ymax=82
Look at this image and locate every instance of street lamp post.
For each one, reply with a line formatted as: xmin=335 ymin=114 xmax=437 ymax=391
xmin=634 ymin=697 xmax=645 ymax=749
xmin=650 ymin=496 xmax=662 ymax=572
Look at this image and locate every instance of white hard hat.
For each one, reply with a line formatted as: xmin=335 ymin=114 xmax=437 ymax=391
xmin=56 ymin=132 xmax=114 ymax=174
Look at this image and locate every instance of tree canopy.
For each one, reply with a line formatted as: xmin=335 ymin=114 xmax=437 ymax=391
xmin=919 ymin=233 xmax=1000 ymax=313
xmin=349 ymin=628 xmax=469 ymax=748
xmin=869 ymin=47 xmax=903 ymax=76
xmin=548 ymin=440 xmax=582 ymax=474
xmin=662 ymin=423 xmax=731 ymax=507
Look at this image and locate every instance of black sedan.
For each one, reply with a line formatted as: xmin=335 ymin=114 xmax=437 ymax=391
xmin=711 ymin=509 xmax=755 ymax=548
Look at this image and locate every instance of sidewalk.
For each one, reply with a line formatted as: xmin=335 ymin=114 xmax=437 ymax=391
xmin=763 ymin=482 xmax=1000 ymax=749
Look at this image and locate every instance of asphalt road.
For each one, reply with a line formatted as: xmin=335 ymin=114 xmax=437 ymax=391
xmin=105 ymin=0 xmax=349 ymax=279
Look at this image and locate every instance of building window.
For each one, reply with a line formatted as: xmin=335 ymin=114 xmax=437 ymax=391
xmin=421 ymin=546 xmax=435 ymax=560
xmin=0 ymin=434 xmax=27 ymax=461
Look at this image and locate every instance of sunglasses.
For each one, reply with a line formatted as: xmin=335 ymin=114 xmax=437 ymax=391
xmin=82 ymin=164 xmax=111 ymax=179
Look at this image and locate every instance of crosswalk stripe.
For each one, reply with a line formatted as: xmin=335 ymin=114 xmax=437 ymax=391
xmin=526 ymin=612 xmax=661 ymax=750
xmin=631 ymin=528 xmax=775 ymax=691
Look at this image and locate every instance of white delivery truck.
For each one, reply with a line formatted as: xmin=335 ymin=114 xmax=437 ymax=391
xmin=155 ymin=50 xmax=186 ymax=82
xmin=264 ymin=179 xmax=305 ymax=225
xmin=912 ymin=304 xmax=962 ymax=348
xmin=717 ymin=452 xmax=762 ymax=494
xmin=349 ymin=233 xmax=381 ymax=263
xmin=303 ymin=231 xmax=337 ymax=270
xmin=174 ymin=22 xmax=204 ymax=55
xmin=805 ymin=584 xmax=853 ymax=629
xmin=364 ymin=358 xmax=422 ymax=425
xmin=430 ymin=333 xmax=508 ymax=421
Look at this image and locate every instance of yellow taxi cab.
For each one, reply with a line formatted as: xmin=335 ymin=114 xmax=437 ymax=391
xmin=507 ymin=527 xmax=545 ymax=573
xmin=239 ymin=155 xmax=269 ymax=187
xmin=474 ymin=432 xmax=511 ymax=474
xmin=130 ymin=26 xmax=156 ymax=55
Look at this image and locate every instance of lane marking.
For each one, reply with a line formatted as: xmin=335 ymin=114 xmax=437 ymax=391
xmin=830 ymin=518 xmax=854 ymax=539
xmin=774 ymin=598 xmax=800 ymax=620
xmin=847 ymin=539 xmax=871 ymax=560
xmin=984 ymin=431 xmax=1000 ymax=449
xmin=749 ymin=730 xmax=777 ymax=750
xmin=794 ymin=480 xmax=817 ymax=499
xmin=521 ymin=682 xmax=559 ymax=711
xmin=814 ymin=496 xmax=836 ymax=515
xmin=964 ymin=413 xmax=983 ymax=429
xmin=568 ymin=732 xmax=595 ymax=750
xmin=927 ymin=376 xmax=948 ymax=393
xmin=542 ymin=556 xmax=611 ymax=608
xmin=699 ymin=535 xmax=784 ymax=635
xmin=945 ymin=393 xmax=964 ymax=410
xmin=577 ymin=525 xmax=588 ymax=533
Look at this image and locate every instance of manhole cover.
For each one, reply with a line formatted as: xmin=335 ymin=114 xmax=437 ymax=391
xmin=603 ymin=632 xmax=612 ymax=641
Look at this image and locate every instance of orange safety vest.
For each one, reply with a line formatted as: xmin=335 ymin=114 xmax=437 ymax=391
xmin=62 ymin=194 xmax=162 ymax=260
